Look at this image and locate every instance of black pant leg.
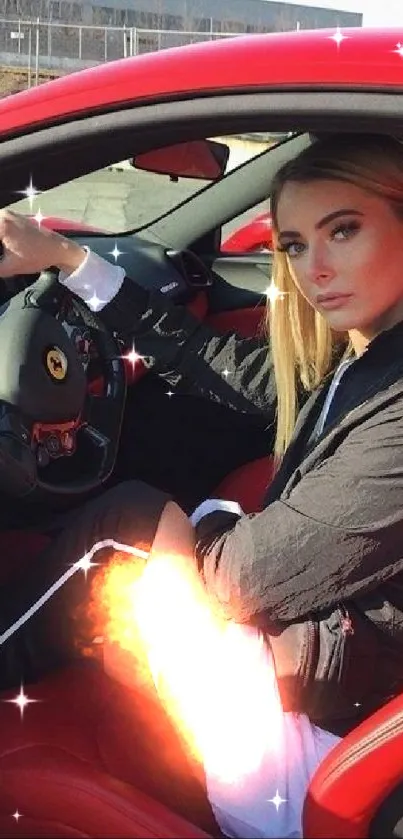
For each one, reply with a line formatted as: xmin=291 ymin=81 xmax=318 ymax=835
xmin=0 ymin=480 xmax=171 ymax=690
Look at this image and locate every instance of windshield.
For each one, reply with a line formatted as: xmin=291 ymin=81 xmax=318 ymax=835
xmin=8 ymin=134 xmax=282 ymax=233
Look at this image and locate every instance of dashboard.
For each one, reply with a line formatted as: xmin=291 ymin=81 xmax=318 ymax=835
xmin=0 ymin=232 xmax=212 ymax=308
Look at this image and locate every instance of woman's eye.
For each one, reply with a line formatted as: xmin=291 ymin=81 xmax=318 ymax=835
xmin=279 ymin=241 xmax=305 ymax=258
xmin=332 ymin=221 xmax=360 ymax=241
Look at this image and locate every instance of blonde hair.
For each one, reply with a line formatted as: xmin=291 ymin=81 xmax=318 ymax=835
xmin=269 ymin=133 xmax=403 ymax=458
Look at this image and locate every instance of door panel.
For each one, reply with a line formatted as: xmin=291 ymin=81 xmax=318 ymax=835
xmin=212 ymin=252 xmax=272 ymax=300
xmin=207 ymin=252 xmax=272 ymax=336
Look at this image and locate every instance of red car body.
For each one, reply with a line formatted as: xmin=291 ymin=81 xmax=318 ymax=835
xmin=1 ymin=26 xmax=403 ymax=839
xmin=223 ymin=211 xmax=273 ymax=252
xmin=39 ymin=214 xmax=272 ymax=252
xmin=1 ymin=28 xmax=403 ymax=136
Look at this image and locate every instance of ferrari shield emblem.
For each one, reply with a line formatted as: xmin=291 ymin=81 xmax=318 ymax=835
xmin=45 ymin=347 xmax=68 ymax=381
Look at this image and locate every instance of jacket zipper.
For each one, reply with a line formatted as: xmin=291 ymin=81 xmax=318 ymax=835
xmin=302 ymin=619 xmax=320 ymax=689
xmin=338 ymin=604 xmax=354 ymax=636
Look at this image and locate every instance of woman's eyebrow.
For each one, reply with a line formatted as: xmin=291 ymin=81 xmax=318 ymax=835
xmin=315 ymin=208 xmax=363 ymax=230
xmin=278 ymin=208 xmax=363 ymax=240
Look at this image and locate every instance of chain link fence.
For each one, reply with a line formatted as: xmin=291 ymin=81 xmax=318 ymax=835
xmin=0 ymin=17 xmax=242 ymax=84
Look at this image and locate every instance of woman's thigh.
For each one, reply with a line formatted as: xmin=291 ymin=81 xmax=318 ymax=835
xmin=0 ymin=480 xmax=173 ymax=688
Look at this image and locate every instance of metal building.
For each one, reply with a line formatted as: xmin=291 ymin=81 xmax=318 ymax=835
xmin=1 ymin=0 xmax=363 ymax=31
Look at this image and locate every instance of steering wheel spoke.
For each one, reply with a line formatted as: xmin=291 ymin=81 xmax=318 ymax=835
xmin=0 ymin=272 xmax=126 ymax=500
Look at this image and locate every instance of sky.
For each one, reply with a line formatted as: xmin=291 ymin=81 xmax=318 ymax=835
xmin=274 ymin=0 xmax=403 ymax=28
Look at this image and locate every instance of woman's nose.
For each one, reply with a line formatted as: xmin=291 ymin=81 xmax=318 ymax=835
xmin=307 ymin=246 xmax=335 ymax=286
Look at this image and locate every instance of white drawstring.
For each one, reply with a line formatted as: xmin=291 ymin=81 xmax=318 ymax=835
xmin=0 ymin=538 xmax=149 ymax=646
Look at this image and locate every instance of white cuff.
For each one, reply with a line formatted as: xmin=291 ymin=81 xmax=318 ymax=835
xmin=59 ymin=248 xmax=125 ymax=312
xmin=190 ymin=498 xmax=244 ymax=527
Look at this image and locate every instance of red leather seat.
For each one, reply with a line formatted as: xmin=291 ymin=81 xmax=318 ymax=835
xmin=214 ymin=455 xmax=276 ymax=513
xmin=2 ymin=460 xmax=403 ymax=837
xmin=0 ymin=664 xmax=212 ymax=838
xmin=303 ymin=692 xmax=403 ymax=838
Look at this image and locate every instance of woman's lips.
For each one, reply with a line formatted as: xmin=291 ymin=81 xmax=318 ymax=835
xmin=316 ymin=293 xmax=353 ymax=310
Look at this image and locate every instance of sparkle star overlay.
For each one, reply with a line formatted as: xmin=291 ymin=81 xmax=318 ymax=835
xmin=87 ymin=291 xmax=108 ymax=311
xmin=0 ymin=539 xmax=149 ymax=648
xmin=34 ymin=208 xmax=45 ymax=227
xmin=122 ymin=344 xmax=144 ymax=368
xmin=267 ymin=790 xmax=287 ymax=811
xmin=4 ymin=684 xmax=39 ymax=719
xmin=12 ymin=810 xmax=22 ymax=822
xmin=264 ymin=280 xmax=287 ymax=306
xmin=329 ymin=26 xmax=348 ymax=48
xmin=108 ymin=242 xmax=125 ymax=262
xmin=17 ymin=177 xmax=41 ymax=210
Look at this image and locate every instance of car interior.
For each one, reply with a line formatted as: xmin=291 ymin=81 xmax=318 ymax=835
xmin=0 ymin=87 xmax=403 ymax=836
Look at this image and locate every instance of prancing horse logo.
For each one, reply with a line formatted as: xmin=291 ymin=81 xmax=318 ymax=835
xmin=45 ymin=347 xmax=68 ymax=381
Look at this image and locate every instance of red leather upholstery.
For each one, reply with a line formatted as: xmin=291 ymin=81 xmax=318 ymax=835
xmin=303 ymin=693 xmax=403 ymax=838
xmin=206 ymin=305 xmax=265 ymax=339
xmin=4 ymin=426 xmax=403 ymax=837
xmin=214 ymin=455 xmax=276 ymax=513
xmin=0 ymin=665 xmax=212 ymax=838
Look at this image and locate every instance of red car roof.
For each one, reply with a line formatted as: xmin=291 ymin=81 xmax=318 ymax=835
xmin=0 ymin=28 xmax=403 ymax=138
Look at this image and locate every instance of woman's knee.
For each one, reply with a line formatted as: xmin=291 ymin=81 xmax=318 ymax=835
xmin=151 ymin=500 xmax=195 ymax=559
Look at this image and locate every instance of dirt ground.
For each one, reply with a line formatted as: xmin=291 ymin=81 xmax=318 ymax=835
xmin=0 ymin=65 xmax=61 ymax=97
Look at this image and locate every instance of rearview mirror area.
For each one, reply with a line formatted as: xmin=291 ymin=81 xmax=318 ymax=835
xmin=131 ymin=139 xmax=230 ymax=181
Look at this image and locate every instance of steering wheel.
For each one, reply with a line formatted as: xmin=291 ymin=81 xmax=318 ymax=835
xmin=0 ymin=271 xmax=126 ymax=501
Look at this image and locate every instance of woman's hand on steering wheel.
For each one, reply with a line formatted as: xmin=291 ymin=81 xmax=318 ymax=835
xmin=0 ymin=210 xmax=86 ymax=278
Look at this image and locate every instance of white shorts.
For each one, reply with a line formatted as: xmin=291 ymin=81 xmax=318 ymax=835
xmin=204 ymin=625 xmax=340 ymax=839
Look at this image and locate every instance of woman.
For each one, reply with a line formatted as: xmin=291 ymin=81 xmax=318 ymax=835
xmin=121 ymin=131 xmax=403 ymax=837
xmin=2 ymin=132 xmax=403 ymax=837
xmin=137 ymin=132 xmax=403 ymax=837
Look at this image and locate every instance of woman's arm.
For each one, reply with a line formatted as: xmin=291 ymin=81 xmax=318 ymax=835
xmin=62 ymin=251 xmax=274 ymax=417
xmin=0 ymin=211 xmax=274 ymax=417
xmin=100 ymin=277 xmax=274 ymax=416
xmin=194 ymin=407 xmax=403 ymax=623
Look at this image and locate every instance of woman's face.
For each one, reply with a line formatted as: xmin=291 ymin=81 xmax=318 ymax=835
xmin=275 ymin=178 xmax=403 ymax=348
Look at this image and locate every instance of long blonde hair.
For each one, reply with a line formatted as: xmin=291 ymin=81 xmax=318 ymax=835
xmin=269 ymin=133 xmax=403 ymax=458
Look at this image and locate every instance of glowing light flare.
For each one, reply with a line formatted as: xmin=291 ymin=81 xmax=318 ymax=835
xmin=94 ymin=552 xmax=285 ymax=785
xmin=264 ymin=280 xmax=288 ymax=306
xmin=122 ymin=344 xmax=144 ymax=368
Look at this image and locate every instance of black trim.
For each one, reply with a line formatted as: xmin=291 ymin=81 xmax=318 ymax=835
xmin=4 ymin=83 xmax=403 ymax=142
xmin=1 ymin=89 xmax=403 ymax=210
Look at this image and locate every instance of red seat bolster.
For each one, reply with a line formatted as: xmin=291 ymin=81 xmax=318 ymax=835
xmin=304 ymin=692 xmax=403 ymax=839
xmin=214 ymin=455 xmax=276 ymax=513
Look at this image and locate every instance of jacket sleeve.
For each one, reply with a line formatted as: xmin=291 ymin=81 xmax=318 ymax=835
xmin=195 ymin=407 xmax=403 ymax=623
xmin=100 ymin=277 xmax=274 ymax=416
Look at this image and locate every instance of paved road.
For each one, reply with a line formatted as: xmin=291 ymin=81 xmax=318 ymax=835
xmin=10 ymin=167 xmax=200 ymax=231
xmin=9 ymin=164 xmax=270 ymax=292
xmin=10 ymin=162 xmax=267 ymax=237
